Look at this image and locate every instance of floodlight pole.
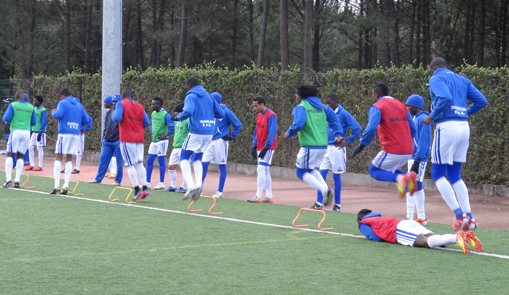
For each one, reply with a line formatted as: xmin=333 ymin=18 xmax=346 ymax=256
xmin=101 ymin=0 xmax=122 ymax=136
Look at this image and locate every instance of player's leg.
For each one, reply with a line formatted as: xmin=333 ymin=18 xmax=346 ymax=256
xmin=330 ymin=146 xmax=346 ymax=212
xmin=214 ymin=139 xmax=229 ymax=197
xmin=13 ymin=131 xmax=29 ymax=184
xmin=113 ymin=145 xmax=123 ymax=184
xmin=133 ymin=143 xmax=148 ymax=195
xmin=370 ymin=151 xmax=412 ymax=199
xmin=92 ymin=142 xmax=113 ymax=183
xmin=179 ymin=135 xmax=197 ymax=198
xmin=27 ymin=133 xmax=36 ymax=169
xmin=405 ymin=160 xmax=416 ymax=220
xmin=166 ymin=148 xmax=180 ymax=191
xmin=250 ymin=163 xmax=266 ymax=202
xmin=315 ymin=146 xmax=331 ymax=207
xmin=152 ymin=140 xmax=168 ymax=189
xmin=4 ymin=134 xmax=15 ymax=186
xmin=188 ymin=134 xmax=212 ymax=200
xmin=201 ymin=141 xmax=215 ymax=184
xmin=74 ymin=134 xmax=84 ymax=173
xmin=296 ymin=148 xmax=329 ymax=200
xmin=62 ymin=153 xmax=74 ymax=192
xmin=395 ymin=220 xmax=434 ymax=248
xmin=52 ymin=135 xmax=65 ymax=192
xmin=36 ymin=133 xmax=46 ymax=170
xmin=414 ymin=161 xmax=427 ymax=223
xmin=119 ymin=142 xmax=144 ymax=200
xmin=146 ymin=142 xmax=158 ymax=186
xmin=263 ymin=165 xmax=273 ymax=201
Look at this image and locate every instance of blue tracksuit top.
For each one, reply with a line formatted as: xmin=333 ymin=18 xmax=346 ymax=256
xmin=286 ymin=97 xmax=343 ymax=149
xmin=428 ymin=68 xmax=487 ymax=124
xmin=411 ymin=111 xmax=432 ymax=161
xmin=177 ymin=85 xmax=225 ymax=135
xmin=360 ymin=96 xmax=416 ymax=146
xmin=212 ymin=104 xmax=242 ymax=140
xmin=51 ymin=96 xmax=92 ymax=135
xmin=329 ymin=104 xmax=362 ymax=145
xmin=252 ymin=108 xmax=277 ymax=148
xmin=3 ymin=100 xmax=37 ymax=127
xmin=72 ymin=97 xmax=93 ymax=132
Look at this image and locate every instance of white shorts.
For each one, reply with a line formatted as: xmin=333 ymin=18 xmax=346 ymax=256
xmin=431 ymin=121 xmax=470 ymax=165
xmin=182 ymin=133 xmax=213 ymax=154
xmin=202 ymin=139 xmax=229 ymax=164
xmin=120 ymin=142 xmax=144 ymax=167
xmin=148 ymin=140 xmax=169 ymax=156
xmin=396 ymin=220 xmax=433 ymax=246
xmin=372 ymin=151 xmax=412 ymax=173
xmin=74 ymin=134 xmax=85 ymax=156
xmin=257 ymin=149 xmax=275 ymax=166
xmin=29 ymin=132 xmax=46 ymax=147
xmin=55 ymin=134 xmax=79 ymax=155
xmin=168 ymin=148 xmax=182 ymax=165
xmin=407 ymin=160 xmax=427 ymax=182
xmin=296 ymin=148 xmax=327 ymax=170
xmin=6 ymin=130 xmax=30 ymax=154
xmin=319 ymin=145 xmax=347 ymax=174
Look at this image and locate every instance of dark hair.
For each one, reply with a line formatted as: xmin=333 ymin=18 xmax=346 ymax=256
xmin=35 ymin=95 xmax=43 ymax=104
xmin=325 ymin=93 xmax=339 ymax=102
xmin=122 ymin=87 xmax=133 ymax=98
xmin=373 ymin=83 xmax=389 ymax=96
xmin=430 ymin=57 xmax=448 ymax=69
xmin=297 ymin=85 xmax=319 ymax=98
xmin=357 ymin=209 xmax=372 ymax=222
xmin=60 ymin=88 xmax=71 ymax=97
xmin=153 ymin=97 xmax=163 ymax=106
xmin=187 ymin=77 xmax=200 ymax=87
xmin=252 ymin=96 xmax=266 ymax=105
xmin=174 ymin=103 xmax=184 ymax=113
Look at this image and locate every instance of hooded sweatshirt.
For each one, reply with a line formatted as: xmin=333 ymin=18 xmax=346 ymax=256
xmin=210 ymin=93 xmax=242 ymax=140
xmin=328 ymin=104 xmax=362 ymax=145
xmin=411 ymin=111 xmax=432 ymax=161
xmin=177 ymin=85 xmax=224 ymax=135
xmin=51 ymin=96 xmax=92 ymax=135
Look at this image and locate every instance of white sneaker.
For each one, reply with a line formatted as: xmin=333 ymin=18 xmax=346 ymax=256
xmin=154 ymin=182 xmax=165 ymax=190
xmin=212 ymin=191 xmax=223 ymax=198
xmin=146 ymin=183 xmax=152 ymax=189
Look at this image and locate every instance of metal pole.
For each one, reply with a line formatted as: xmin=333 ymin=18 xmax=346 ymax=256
xmin=101 ymin=0 xmax=122 ymax=136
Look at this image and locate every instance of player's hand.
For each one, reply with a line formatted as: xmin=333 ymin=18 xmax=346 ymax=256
xmin=423 ymin=116 xmax=433 ymax=125
xmin=333 ymin=136 xmax=344 ymax=146
xmin=157 ymin=134 xmax=167 ymax=140
xmin=258 ymin=147 xmax=269 ymax=159
xmin=170 ymin=113 xmax=178 ymax=121
xmin=337 ymin=141 xmax=349 ymax=148
xmin=410 ymin=160 xmax=421 ymax=174
xmin=251 ymin=146 xmax=257 ymax=159
xmin=37 ymin=132 xmax=42 ymax=142
xmin=283 ymin=133 xmax=289 ymax=140
xmin=351 ymin=144 xmax=366 ymax=159
xmin=222 ymin=135 xmax=235 ymax=141
xmin=51 ymin=108 xmax=56 ymax=115
xmin=80 ymin=130 xmax=86 ymax=135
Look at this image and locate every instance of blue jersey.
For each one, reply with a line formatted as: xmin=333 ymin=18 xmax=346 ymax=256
xmin=411 ymin=111 xmax=432 ymax=161
xmin=429 ymin=68 xmax=487 ymax=124
xmin=51 ymin=96 xmax=92 ymax=135
xmin=213 ymin=104 xmax=242 ymax=140
xmin=329 ymin=105 xmax=362 ymax=145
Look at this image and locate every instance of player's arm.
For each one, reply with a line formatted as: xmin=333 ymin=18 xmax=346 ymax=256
xmin=415 ymin=119 xmax=432 ymax=161
xmin=324 ymin=105 xmax=343 ymax=137
xmin=112 ymin=100 xmax=123 ymax=123
xmin=143 ymin=111 xmax=150 ymax=128
xmin=165 ymin=113 xmax=175 ymax=136
xmin=359 ymin=106 xmax=381 ymax=146
xmin=177 ymin=95 xmax=195 ymax=121
xmin=286 ymin=106 xmax=306 ymax=138
xmin=30 ymin=110 xmax=37 ymax=126
xmin=345 ymin=112 xmax=363 ymax=144
xmin=252 ymin=127 xmax=258 ymax=147
xmin=82 ymin=110 xmax=93 ymax=132
xmin=39 ymin=110 xmax=47 ymax=132
xmin=52 ymin=101 xmax=65 ymax=120
xmin=2 ymin=104 xmax=13 ymax=122
xmin=466 ymin=82 xmax=488 ymax=116
xmin=428 ymin=76 xmax=453 ymax=120
xmin=265 ymin=114 xmax=277 ymax=147
xmin=407 ymin=111 xmax=416 ymax=139
xmin=228 ymin=110 xmax=243 ymax=138
xmin=358 ymin=223 xmax=383 ymax=242
xmin=213 ymin=99 xmax=225 ymax=119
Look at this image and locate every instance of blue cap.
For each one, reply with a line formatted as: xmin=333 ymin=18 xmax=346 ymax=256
xmin=2 ymin=98 xmax=14 ymax=103
xmin=104 ymin=96 xmax=113 ymax=105
xmin=405 ymin=94 xmax=423 ymax=109
xmin=211 ymin=92 xmax=222 ymax=104
xmin=114 ymin=94 xmax=121 ymax=101
xmin=24 ymin=93 xmax=28 ymax=101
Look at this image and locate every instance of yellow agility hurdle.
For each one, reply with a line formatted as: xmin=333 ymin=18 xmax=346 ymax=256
xmin=68 ymin=181 xmax=83 ymax=196
xmin=187 ymin=196 xmax=223 ymax=215
xmin=108 ymin=187 xmax=135 ymax=204
xmin=292 ymin=208 xmax=333 ymax=231
xmin=21 ymin=174 xmax=36 ymax=189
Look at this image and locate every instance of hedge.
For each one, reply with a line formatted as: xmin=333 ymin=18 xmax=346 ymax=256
xmin=13 ymin=64 xmax=508 ymax=185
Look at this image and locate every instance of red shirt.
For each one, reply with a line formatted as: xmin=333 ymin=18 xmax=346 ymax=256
xmin=119 ymin=99 xmax=145 ymax=143
xmin=256 ymin=109 xmax=277 ymax=151
xmin=373 ymin=98 xmax=413 ymax=154
xmin=361 ymin=216 xmax=403 ymax=244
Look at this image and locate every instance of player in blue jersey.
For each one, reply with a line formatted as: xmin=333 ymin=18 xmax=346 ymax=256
xmin=201 ymin=92 xmax=242 ymax=198
xmin=423 ymin=57 xmax=488 ymax=231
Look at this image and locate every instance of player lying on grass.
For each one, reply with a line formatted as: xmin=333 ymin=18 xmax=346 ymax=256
xmin=357 ymin=209 xmax=483 ymax=255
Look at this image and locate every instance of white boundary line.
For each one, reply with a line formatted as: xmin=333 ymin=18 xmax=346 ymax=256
xmin=3 ymin=187 xmax=509 ymax=260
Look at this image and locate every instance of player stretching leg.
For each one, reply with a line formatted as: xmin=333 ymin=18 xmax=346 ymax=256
xmin=424 ymin=58 xmax=488 ymax=231
xmin=202 ymin=92 xmax=243 ymax=198
xmin=26 ymin=95 xmax=47 ymax=172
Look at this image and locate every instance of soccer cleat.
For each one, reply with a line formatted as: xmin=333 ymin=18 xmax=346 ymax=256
xmin=112 ymin=182 xmax=120 ymax=186
xmin=455 ymin=231 xmax=470 ymax=255
xmin=89 ymin=180 xmax=100 ymax=183
xmin=262 ymin=197 xmax=273 ymax=204
xmin=181 ymin=189 xmax=195 ymax=201
xmin=408 ymin=171 xmax=417 ymax=196
xmin=132 ymin=190 xmax=144 ymax=202
xmin=323 ymin=187 xmax=333 ymax=206
xmin=247 ymin=196 xmax=262 ymax=203
xmin=331 ymin=204 xmax=341 ymax=212
xmin=191 ymin=187 xmax=202 ymax=201
xmin=396 ymin=174 xmax=410 ymax=199
xmin=451 ymin=215 xmax=470 ymax=231
xmin=175 ymin=187 xmax=186 ymax=193
xmin=24 ymin=165 xmax=34 ymax=171
xmin=465 ymin=230 xmax=483 ymax=252
xmin=49 ymin=188 xmax=59 ymax=194
xmin=60 ymin=187 xmax=68 ymax=195
xmin=414 ymin=218 xmax=427 ymax=225
xmin=71 ymin=169 xmax=80 ymax=174
xmin=13 ymin=182 xmax=20 ymax=188
xmin=108 ymin=173 xmax=116 ymax=179
xmin=140 ymin=189 xmax=150 ymax=199
xmin=33 ymin=166 xmax=43 ymax=171
xmin=60 ymin=169 xmax=65 ymax=173
xmin=105 ymin=172 xmax=111 ymax=177
xmin=154 ymin=182 xmax=165 ymax=190
xmin=309 ymin=203 xmax=323 ymax=210
xmin=3 ymin=180 xmax=12 ymax=188
xmin=467 ymin=218 xmax=478 ymax=231
xmin=164 ymin=186 xmax=176 ymax=192
xmin=146 ymin=183 xmax=152 ymax=189
xmin=212 ymin=191 xmax=224 ymax=198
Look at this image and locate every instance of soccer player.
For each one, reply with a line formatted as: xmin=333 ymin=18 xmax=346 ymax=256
xmin=248 ymin=96 xmax=277 ymax=204
xmin=112 ymin=87 xmax=151 ymax=201
xmin=164 ymin=103 xmax=189 ymax=193
xmin=352 ymin=83 xmax=417 ymax=199
xmin=311 ymin=93 xmax=362 ymax=211
xmin=3 ymin=90 xmax=36 ymax=188
xmin=283 ymin=85 xmax=343 ymax=206
xmin=202 ymin=92 xmax=243 ymax=198
xmin=71 ymin=97 xmax=90 ymax=174
xmin=423 ymin=57 xmax=488 ymax=231
xmin=25 ymin=95 xmax=47 ymax=172
xmin=89 ymin=95 xmax=123 ymax=185
xmin=146 ymin=97 xmax=175 ymax=190
xmin=171 ymin=77 xmax=224 ymax=201
xmin=357 ymin=208 xmax=483 ymax=255
xmin=405 ymin=94 xmax=432 ymax=225
xmin=3 ymin=98 xmax=14 ymax=143
xmin=50 ymin=89 xmax=92 ymax=194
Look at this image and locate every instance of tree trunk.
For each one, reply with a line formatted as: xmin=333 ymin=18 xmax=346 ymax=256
xmin=231 ymin=0 xmax=239 ymax=69
xmin=64 ymin=0 xmax=72 ymax=73
xmin=415 ymin=0 xmax=421 ymax=67
xmin=408 ymin=0 xmax=416 ymax=64
xmin=84 ymin=1 xmax=93 ymax=73
xmin=501 ymin=0 xmax=508 ymax=65
xmin=382 ymin=0 xmax=390 ymax=67
xmin=370 ymin=0 xmax=377 ymax=68
xmin=248 ymin=0 xmax=255 ymax=61
xmin=303 ymin=0 xmax=313 ymax=74
xmin=463 ymin=0 xmax=472 ymax=62
xmin=280 ymin=0 xmax=289 ymax=70
xmin=122 ymin=2 xmax=132 ymax=69
xmin=136 ymin=1 xmax=145 ymax=69
xmin=422 ymin=1 xmax=430 ymax=67
xmin=392 ymin=0 xmax=400 ymax=67
xmin=430 ymin=0 xmax=436 ymax=60
xmin=312 ymin=0 xmax=321 ymax=72
xmin=191 ymin=36 xmax=202 ymax=66
xmin=477 ymin=0 xmax=486 ymax=66
xmin=257 ymin=0 xmax=269 ymax=68
xmin=177 ymin=4 xmax=187 ymax=68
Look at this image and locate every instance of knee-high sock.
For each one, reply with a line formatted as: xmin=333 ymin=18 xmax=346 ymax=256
xmin=180 ymin=159 xmax=195 ymax=189
xmin=316 ymin=169 xmax=329 ymax=204
xmin=127 ymin=165 xmax=139 ymax=188
xmin=218 ymin=164 xmax=227 ymax=192
xmin=333 ymin=173 xmax=342 ymax=205
xmin=109 ymin=156 xmax=117 ymax=173
xmin=135 ymin=162 xmax=147 ymax=186
xmin=435 ymin=177 xmax=463 ymax=218
xmin=37 ymin=146 xmax=44 ymax=167
xmin=146 ymin=154 xmax=156 ymax=183
xmin=14 ymin=159 xmax=23 ymax=182
xmin=202 ymin=162 xmax=210 ymax=183
xmin=29 ymin=145 xmax=35 ymax=167
xmin=53 ymin=160 xmax=61 ymax=188
xmin=415 ymin=189 xmax=426 ymax=220
xmin=5 ymin=157 xmax=13 ymax=182
xmin=427 ymin=234 xmax=457 ymax=248
xmin=406 ymin=192 xmax=416 ymax=220
xmin=75 ymin=155 xmax=82 ymax=170
xmin=169 ymin=169 xmax=177 ymax=188
xmin=264 ymin=166 xmax=272 ymax=198
xmin=181 ymin=174 xmax=187 ymax=189
xmin=369 ymin=164 xmax=399 ymax=182
xmin=193 ymin=160 xmax=203 ymax=188
xmin=452 ymin=180 xmax=471 ymax=218
xmin=158 ymin=156 xmax=166 ymax=182
xmin=64 ymin=161 xmax=72 ymax=188
xmin=256 ymin=165 xmax=266 ymax=198
xmin=302 ymin=169 xmax=328 ymax=196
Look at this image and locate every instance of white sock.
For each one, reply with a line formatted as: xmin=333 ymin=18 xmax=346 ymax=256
xmin=110 ymin=157 xmax=117 ymax=173
xmin=427 ymin=234 xmax=457 ymax=248
xmin=14 ymin=159 xmax=23 ymax=182
xmin=193 ymin=160 xmax=203 ymax=188
xmin=452 ymin=180 xmax=471 ymax=216
xmin=64 ymin=161 xmax=72 ymax=188
xmin=256 ymin=165 xmax=266 ymax=198
xmin=37 ymin=146 xmax=44 ymax=167
xmin=305 ymin=169 xmax=328 ymax=196
xmin=5 ymin=157 xmax=13 ymax=182
xmin=435 ymin=177 xmax=460 ymax=212
xmin=406 ymin=192 xmax=415 ymax=220
xmin=181 ymin=175 xmax=187 ymax=189
xmin=29 ymin=145 xmax=35 ymax=167
xmin=180 ymin=159 xmax=195 ymax=189
xmin=265 ymin=166 xmax=273 ymax=198
xmin=53 ymin=160 xmax=61 ymax=188
xmin=415 ymin=190 xmax=426 ymax=220
xmin=169 ymin=170 xmax=177 ymax=187
xmin=75 ymin=155 xmax=82 ymax=170
xmin=135 ymin=162 xmax=147 ymax=186
xmin=127 ymin=165 xmax=139 ymax=187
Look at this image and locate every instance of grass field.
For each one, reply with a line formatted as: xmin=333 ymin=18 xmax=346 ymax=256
xmin=1 ymin=173 xmax=508 ymax=294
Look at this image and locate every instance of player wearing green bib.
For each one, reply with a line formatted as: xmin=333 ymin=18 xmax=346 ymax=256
xmin=283 ymin=85 xmax=343 ymax=206
xmin=3 ymin=90 xmax=36 ymax=188
xmin=165 ymin=103 xmax=189 ymax=193
xmin=26 ymin=96 xmax=47 ymax=171
xmin=146 ymin=97 xmax=175 ymax=190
